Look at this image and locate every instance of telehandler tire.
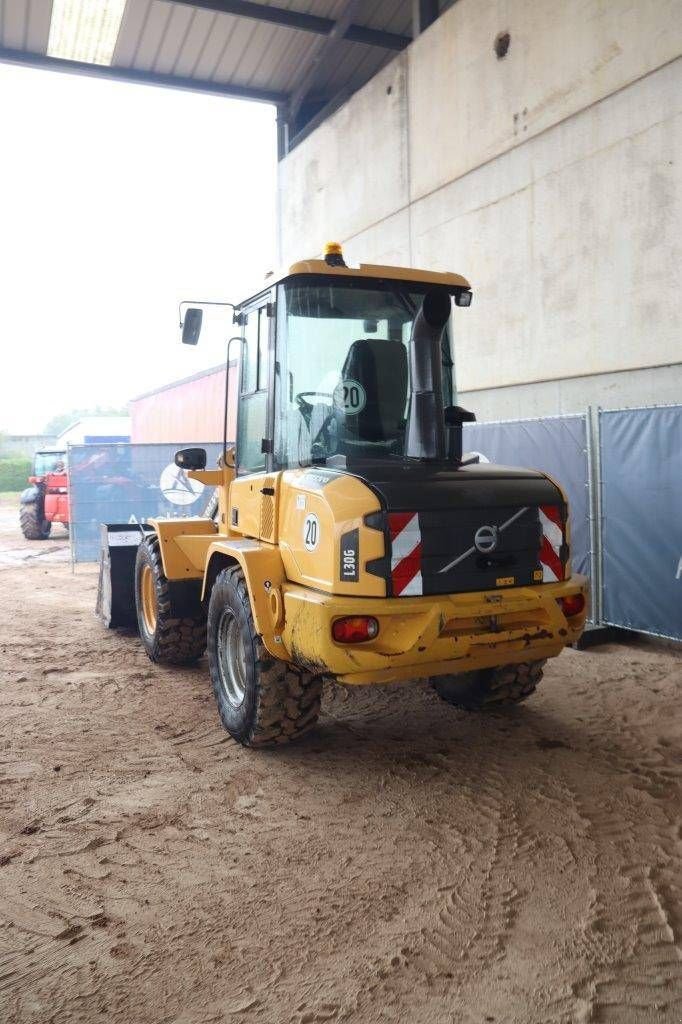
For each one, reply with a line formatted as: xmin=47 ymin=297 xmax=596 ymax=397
xmin=20 ymin=502 xmax=51 ymax=540
xmin=432 ymin=660 xmax=546 ymax=711
xmin=135 ymin=534 xmax=206 ymax=665
xmin=207 ymin=565 xmax=321 ymax=747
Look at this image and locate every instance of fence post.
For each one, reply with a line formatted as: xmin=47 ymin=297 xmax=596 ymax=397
xmin=585 ymin=406 xmax=603 ymax=627
xmin=67 ymin=442 xmax=75 ymax=575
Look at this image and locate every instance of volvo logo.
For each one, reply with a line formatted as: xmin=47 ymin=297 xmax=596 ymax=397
xmin=438 ymin=507 xmax=529 ymax=576
xmin=474 ymin=525 xmax=499 ymax=553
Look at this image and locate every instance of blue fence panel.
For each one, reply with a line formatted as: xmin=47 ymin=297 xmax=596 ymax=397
xmin=600 ymin=405 xmax=682 ymax=641
xmin=463 ymin=414 xmax=592 ymax=594
xmin=69 ymin=442 xmax=225 ymax=562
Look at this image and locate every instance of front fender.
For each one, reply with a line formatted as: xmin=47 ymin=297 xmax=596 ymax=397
xmin=203 ymin=539 xmax=289 ymax=661
xmin=147 ymin=518 xmax=289 ymax=660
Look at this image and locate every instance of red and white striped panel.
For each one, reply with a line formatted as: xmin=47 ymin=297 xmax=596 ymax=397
xmin=388 ymin=512 xmax=423 ymax=596
xmin=539 ymin=505 xmax=564 ymax=582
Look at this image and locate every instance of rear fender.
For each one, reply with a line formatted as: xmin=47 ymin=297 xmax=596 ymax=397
xmin=203 ymin=539 xmax=289 ymax=661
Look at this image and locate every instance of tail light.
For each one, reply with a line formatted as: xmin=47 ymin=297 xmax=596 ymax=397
xmin=332 ymin=616 xmax=379 ymax=644
xmin=558 ymin=593 xmax=585 ymax=618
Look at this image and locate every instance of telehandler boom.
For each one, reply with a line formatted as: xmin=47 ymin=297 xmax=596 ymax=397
xmin=99 ymin=245 xmax=587 ymax=746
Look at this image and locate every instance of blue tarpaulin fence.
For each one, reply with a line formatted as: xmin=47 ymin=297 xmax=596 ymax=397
xmin=463 ymin=414 xmax=596 ymax=624
xmin=68 ymin=442 xmax=224 ymax=562
xmin=600 ymin=405 xmax=682 ymax=641
xmin=463 ymin=414 xmax=591 ymax=580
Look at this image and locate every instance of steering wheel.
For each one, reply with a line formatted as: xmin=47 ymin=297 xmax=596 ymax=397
xmin=295 ymin=391 xmax=333 ymax=411
xmin=294 ymin=392 xmax=336 ymax=456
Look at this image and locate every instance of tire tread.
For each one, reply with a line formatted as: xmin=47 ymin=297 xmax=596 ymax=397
xmin=433 ymin=660 xmax=547 ymax=711
xmin=20 ymin=502 xmax=50 ymax=540
xmin=210 ymin=566 xmax=321 ymax=747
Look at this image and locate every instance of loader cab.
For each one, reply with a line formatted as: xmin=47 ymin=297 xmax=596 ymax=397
xmin=231 ymin=251 xmax=472 ymax=476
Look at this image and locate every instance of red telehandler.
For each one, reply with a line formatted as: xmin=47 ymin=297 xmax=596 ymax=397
xmin=19 ymin=450 xmax=69 ymax=540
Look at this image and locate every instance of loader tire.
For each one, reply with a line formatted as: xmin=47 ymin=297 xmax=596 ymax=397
xmin=207 ymin=565 xmax=321 ymax=747
xmin=20 ymin=502 xmax=51 ymax=540
xmin=432 ymin=660 xmax=546 ymax=711
xmin=135 ymin=533 xmax=206 ymax=665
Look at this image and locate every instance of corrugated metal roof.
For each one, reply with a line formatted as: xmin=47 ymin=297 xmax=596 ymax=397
xmin=0 ymin=0 xmax=420 ymax=148
xmin=0 ymin=0 xmax=53 ymax=52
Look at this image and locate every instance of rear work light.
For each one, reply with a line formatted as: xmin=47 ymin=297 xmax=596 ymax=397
xmin=558 ymin=593 xmax=585 ymax=618
xmin=332 ymin=616 xmax=379 ymax=644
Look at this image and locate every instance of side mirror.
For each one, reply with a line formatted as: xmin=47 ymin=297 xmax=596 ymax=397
xmin=181 ymin=307 xmax=203 ymax=345
xmin=175 ymin=447 xmax=207 ymax=471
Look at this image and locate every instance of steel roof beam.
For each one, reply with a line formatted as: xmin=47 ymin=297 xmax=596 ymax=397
xmin=412 ymin=0 xmax=439 ymax=36
xmin=0 ymin=46 xmax=287 ymax=104
xmin=170 ymin=1 xmax=411 ymax=51
xmin=287 ymin=0 xmax=363 ymax=123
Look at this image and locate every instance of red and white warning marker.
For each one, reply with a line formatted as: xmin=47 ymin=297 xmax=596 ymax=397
xmin=539 ymin=505 xmax=564 ymax=581
xmin=388 ymin=512 xmax=423 ymax=596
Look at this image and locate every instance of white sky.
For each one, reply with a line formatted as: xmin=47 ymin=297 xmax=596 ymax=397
xmin=0 ymin=62 xmax=278 ymax=434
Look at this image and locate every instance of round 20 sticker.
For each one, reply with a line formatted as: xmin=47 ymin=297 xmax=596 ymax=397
xmin=333 ymin=379 xmax=366 ymax=415
xmin=303 ymin=513 xmax=320 ymax=551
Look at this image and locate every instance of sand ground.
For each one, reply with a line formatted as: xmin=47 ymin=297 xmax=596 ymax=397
xmin=0 ymin=494 xmax=680 ymax=1023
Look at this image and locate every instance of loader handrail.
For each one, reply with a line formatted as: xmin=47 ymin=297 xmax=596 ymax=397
xmin=224 ymin=335 xmax=245 ymax=464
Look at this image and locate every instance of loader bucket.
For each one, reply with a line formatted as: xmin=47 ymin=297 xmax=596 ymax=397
xmin=96 ymin=523 xmax=152 ymax=628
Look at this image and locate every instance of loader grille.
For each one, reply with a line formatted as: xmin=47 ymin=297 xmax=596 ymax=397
xmin=367 ymin=504 xmax=566 ymax=597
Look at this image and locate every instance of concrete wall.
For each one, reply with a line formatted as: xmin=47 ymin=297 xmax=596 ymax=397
xmin=278 ymin=0 xmax=682 ymax=417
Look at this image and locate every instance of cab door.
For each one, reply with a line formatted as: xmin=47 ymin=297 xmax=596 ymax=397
xmin=236 ymin=299 xmax=273 ymax=476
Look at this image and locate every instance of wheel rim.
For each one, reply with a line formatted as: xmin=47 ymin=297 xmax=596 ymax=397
xmin=140 ymin=563 xmax=158 ymax=635
xmin=216 ymin=608 xmax=247 ymax=708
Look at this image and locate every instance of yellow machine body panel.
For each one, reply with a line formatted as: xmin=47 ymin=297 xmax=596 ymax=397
xmin=150 ymin=516 xmax=217 ymax=579
xmin=276 ymin=469 xmax=385 ymax=597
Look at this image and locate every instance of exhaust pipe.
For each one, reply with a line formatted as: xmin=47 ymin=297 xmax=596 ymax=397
xmin=405 ymin=288 xmax=451 ymax=460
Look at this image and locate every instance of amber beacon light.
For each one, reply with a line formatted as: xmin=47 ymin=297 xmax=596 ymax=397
xmin=324 ymin=241 xmax=346 ymax=267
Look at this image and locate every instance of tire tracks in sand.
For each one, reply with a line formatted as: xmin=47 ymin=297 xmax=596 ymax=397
xmin=561 ymin=662 xmax=682 ymax=1022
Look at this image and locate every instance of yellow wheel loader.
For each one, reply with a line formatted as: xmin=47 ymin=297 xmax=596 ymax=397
xmin=98 ymin=245 xmax=587 ymax=746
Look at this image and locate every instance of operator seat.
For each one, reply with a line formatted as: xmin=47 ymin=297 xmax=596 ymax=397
xmin=338 ymin=338 xmax=408 ymax=455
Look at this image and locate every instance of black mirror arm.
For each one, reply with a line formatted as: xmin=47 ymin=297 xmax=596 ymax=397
xmin=178 ymin=299 xmax=236 ymax=328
